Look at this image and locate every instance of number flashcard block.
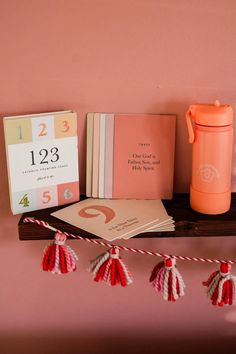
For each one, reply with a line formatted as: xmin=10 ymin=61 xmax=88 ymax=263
xmin=4 ymin=110 xmax=80 ymax=214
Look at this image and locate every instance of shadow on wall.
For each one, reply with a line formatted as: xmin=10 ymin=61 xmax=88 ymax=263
xmin=1 ymin=333 xmax=236 ymax=354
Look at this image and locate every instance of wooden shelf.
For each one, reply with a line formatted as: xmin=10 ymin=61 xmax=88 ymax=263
xmin=18 ymin=193 xmax=236 ymax=240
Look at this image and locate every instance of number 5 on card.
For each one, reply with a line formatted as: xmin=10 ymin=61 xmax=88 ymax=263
xmin=37 ymin=187 xmax=57 ymax=209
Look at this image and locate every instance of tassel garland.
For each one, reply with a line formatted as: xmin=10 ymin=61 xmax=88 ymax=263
xmin=89 ymin=246 xmax=133 ymax=286
xmin=150 ymin=258 xmax=185 ymax=301
xmin=42 ymin=232 xmax=78 ymax=274
xmin=22 ymin=218 xmax=236 ymax=307
xmin=203 ymin=262 xmax=236 ymax=306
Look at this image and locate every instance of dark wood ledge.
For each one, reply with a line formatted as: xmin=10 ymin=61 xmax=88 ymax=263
xmin=18 ymin=193 xmax=236 ymax=240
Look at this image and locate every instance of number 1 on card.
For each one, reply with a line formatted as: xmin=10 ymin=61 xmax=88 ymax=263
xmin=17 ymin=126 xmax=23 ymax=140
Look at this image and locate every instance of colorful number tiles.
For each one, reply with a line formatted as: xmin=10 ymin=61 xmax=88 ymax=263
xmin=4 ymin=111 xmax=80 ymax=214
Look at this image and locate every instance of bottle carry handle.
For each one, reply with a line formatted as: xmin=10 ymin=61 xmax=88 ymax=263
xmin=186 ymin=110 xmax=195 ymax=144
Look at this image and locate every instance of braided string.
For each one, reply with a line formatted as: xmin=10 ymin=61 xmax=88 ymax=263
xmin=23 ymin=217 xmax=236 ymax=265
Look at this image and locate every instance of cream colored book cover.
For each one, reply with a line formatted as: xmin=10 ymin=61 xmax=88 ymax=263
xmin=98 ymin=113 xmax=106 ymax=198
xmin=4 ymin=111 xmax=80 ymax=214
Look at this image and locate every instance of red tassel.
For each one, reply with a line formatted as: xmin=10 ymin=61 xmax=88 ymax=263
xmin=203 ymin=262 xmax=236 ymax=306
xmin=89 ymin=246 xmax=133 ymax=286
xmin=42 ymin=232 xmax=78 ymax=274
xmin=149 ymin=258 xmax=185 ymax=301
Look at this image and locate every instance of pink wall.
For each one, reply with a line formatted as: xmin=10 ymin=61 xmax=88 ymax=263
xmin=1 ymin=1 xmax=236 ymax=353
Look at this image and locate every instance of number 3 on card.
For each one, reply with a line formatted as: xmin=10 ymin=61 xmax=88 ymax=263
xmin=61 ymin=120 xmax=70 ymax=133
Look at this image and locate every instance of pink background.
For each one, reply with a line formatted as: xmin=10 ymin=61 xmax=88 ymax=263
xmin=1 ymin=1 xmax=236 ymax=353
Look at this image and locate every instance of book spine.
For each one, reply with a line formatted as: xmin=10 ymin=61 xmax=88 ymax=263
xmin=104 ymin=114 xmax=115 ymax=198
xmin=86 ymin=113 xmax=94 ymax=197
xmin=98 ymin=114 xmax=106 ymax=198
xmin=92 ymin=113 xmax=100 ymax=198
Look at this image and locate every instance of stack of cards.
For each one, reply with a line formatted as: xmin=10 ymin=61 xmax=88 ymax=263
xmin=86 ymin=113 xmax=176 ymax=200
xmin=52 ymin=198 xmax=175 ymax=241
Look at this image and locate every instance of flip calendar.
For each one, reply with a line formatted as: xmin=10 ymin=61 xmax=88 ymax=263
xmin=4 ymin=111 xmax=80 ymax=214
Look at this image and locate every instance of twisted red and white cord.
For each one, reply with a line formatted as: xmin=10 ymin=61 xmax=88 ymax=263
xmin=23 ymin=217 xmax=236 ymax=265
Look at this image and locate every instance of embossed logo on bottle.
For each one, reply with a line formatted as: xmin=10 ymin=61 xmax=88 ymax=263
xmin=198 ymin=164 xmax=220 ymax=183
xmin=78 ymin=205 xmax=115 ymax=224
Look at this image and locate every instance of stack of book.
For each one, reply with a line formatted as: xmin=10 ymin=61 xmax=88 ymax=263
xmin=86 ymin=113 xmax=176 ymax=200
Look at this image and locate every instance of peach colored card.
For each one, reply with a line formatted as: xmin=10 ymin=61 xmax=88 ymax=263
xmin=112 ymin=114 xmax=176 ymax=199
xmin=92 ymin=113 xmax=100 ymax=198
xmin=51 ymin=198 xmax=166 ymax=241
xmin=86 ymin=113 xmax=94 ymax=197
xmin=98 ymin=113 xmax=106 ymax=198
xmin=104 ymin=113 xmax=114 ymax=198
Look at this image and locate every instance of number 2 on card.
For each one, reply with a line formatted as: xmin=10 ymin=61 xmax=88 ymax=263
xmin=39 ymin=123 xmax=47 ymax=137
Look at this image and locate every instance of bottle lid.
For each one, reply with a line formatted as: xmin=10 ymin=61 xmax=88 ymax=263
xmin=188 ymin=101 xmax=233 ymax=127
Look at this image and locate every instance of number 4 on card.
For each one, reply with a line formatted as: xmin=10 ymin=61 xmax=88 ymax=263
xmin=19 ymin=194 xmax=30 ymax=207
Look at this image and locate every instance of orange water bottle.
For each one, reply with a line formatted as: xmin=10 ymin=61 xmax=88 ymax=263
xmin=186 ymin=101 xmax=233 ymax=214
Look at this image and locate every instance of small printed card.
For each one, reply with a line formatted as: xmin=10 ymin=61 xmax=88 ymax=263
xmin=86 ymin=113 xmax=176 ymax=200
xmin=4 ymin=110 xmax=80 ymax=214
xmin=51 ymin=198 xmax=174 ymax=241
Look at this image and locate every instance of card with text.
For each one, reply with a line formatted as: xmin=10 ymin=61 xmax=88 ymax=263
xmin=51 ymin=198 xmax=170 ymax=241
xmin=86 ymin=113 xmax=176 ymax=200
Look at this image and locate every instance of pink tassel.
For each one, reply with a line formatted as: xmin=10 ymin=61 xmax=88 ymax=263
xmin=149 ymin=258 xmax=185 ymax=301
xmin=42 ymin=232 xmax=78 ymax=274
xmin=88 ymin=246 xmax=133 ymax=286
xmin=203 ymin=262 xmax=236 ymax=306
